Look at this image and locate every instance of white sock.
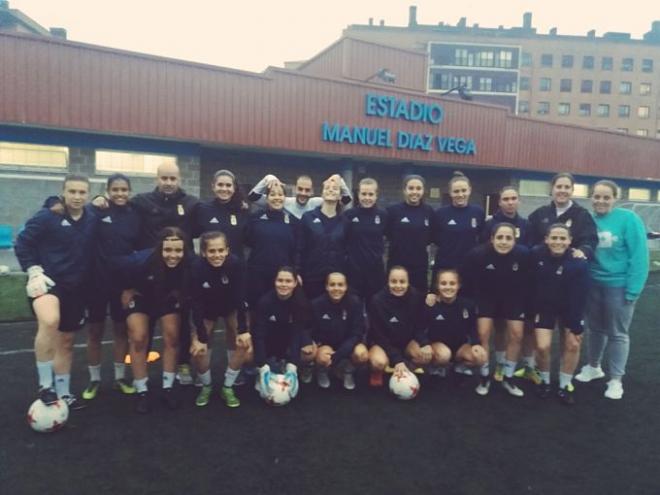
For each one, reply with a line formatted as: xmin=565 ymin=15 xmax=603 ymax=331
xmin=495 ymin=351 xmax=506 ymax=365
xmin=540 ymin=371 xmax=551 ymax=384
xmin=162 ymin=371 xmax=175 ymax=389
xmin=36 ymin=360 xmax=54 ymax=389
xmin=54 ymin=374 xmax=71 ymax=398
xmin=559 ymin=372 xmax=573 ymax=389
xmin=224 ymin=367 xmax=240 ymax=388
xmin=523 ymin=355 xmax=536 ymax=368
xmin=134 ymin=377 xmax=148 ymax=393
xmin=88 ymin=364 xmax=101 ymax=382
xmin=503 ymin=360 xmax=517 ymax=379
xmin=114 ymin=362 xmax=126 ymax=380
xmin=480 ymin=363 xmax=490 ymax=378
xmin=198 ymin=369 xmax=212 ymax=386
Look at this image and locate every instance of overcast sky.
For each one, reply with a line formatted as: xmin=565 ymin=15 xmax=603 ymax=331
xmin=10 ymin=0 xmax=660 ymax=72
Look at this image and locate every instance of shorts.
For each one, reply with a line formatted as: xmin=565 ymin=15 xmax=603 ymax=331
xmin=428 ymin=332 xmax=467 ymax=356
xmin=125 ymin=294 xmax=181 ymax=321
xmin=475 ymin=297 xmax=526 ymax=321
xmin=29 ymin=285 xmax=87 ymax=332
xmin=533 ymin=311 xmax=584 ymax=335
xmin=246 ymin=267 xmax=275 ymax=308
xmin=87 ymin=287 xmax=124 ymax=323
xmin=200 ymin=300 xmax=236 ymax=322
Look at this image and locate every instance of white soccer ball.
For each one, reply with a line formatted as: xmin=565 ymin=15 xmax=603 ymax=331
xmin=264 ymin=373 xmax=294 ymax=406
xmin=27 ymin=399 xmax=69 ymax=433
xmin=389 ymin=368 xmax=420 ymax=400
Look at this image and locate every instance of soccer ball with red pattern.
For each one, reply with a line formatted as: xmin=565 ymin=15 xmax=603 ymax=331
xmin=27 ymin=399 xmax=69 ymax=432
xmin=389 ymin=369 xmax=420 ymax=400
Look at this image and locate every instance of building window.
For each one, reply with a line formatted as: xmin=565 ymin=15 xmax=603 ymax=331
xmin=580 ymin=80 xmax=593 ymax=93
xmin=521 ymin=52 xmax=532 ymax=67
xmin=642 ymin=58 xmax=653 ymax=73
xmin=579 ymin=103 xmax=591 ymax=116
xmin=539 ymin=77 xmax=552 ymax=91
xmin=454 ymin=49 xmax=469 ymax=66
xmin=519 ymin=179 xmax=550 ymax=196
xmin=496 ymin=50 xmax=513 ymax=68
xmin=618 ymin=105 xmax=631 ymax=118
xmin=95 ymin=150 xmax=177 ymax=175
xmin=636 ymin=129 xmax=649 ymax=137
xmin=537 ymin=102 xmax=550 ymax=115
xmin=621 ymin=57 xmax=634 ymax=71
xmin=478 ymin=77 xmax=493 ymax=91
xmin=640 ymin=82 xmax=652 ymax=96
xmin=0 ymin=142 xmax=68 ymax=168
xmin=541 ymin=54 xmax=553 ymax=67
xmin=638 ymin=106 xmax=650 ymax=119
xmin=599 ymin=81 xmax=611 ymax=94
xmin=518 ymin=101 xmax=530 ymax=114
xmin=629 ymin=187 xmax=650 ymax=201
xmin=597 ymin=104 xmax=610 ymax=117
xmin=583 ymin=56 xmax=595 ymax=69
xmin=557 ymin=103 xmax=571 ymax=116
xmin=619 ymin=81 xmax=632 ymax=95
xmin=560 ymin=79 xmax=572 ymax=92
xmin=573 ymin=184 xmax=590 ymax=198
xmin=519 ymin=77 xmax=530 ymax=90
xmin=476 ymin=51 xmax=495 ymax=67
xmin=601 ymin=57 xmax=613 ymax=70
xmin=561 ymin=55 xmax=574 ymax=68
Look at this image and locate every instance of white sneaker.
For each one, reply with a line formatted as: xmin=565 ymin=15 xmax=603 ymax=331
xmin=475 ymin=378 xmax=491 ymax=396
xmin=502 ymin=378 xmax=525 ymax=398
xmin=176 ymin=364 xmax=193 ymax=386
xmin=454 ymin=363 xmax=473 ymax=376
xmin=343 ymin=371 xmax=356 ymax=390
xmin=428 ymin=366 xmax=448 ymax=377
xmin=300 ymin=365 xmax=313 ymax=384
xmin=575 ymin=364 xmax=605 ymax=383
xmin=316 ymin=368 xmax=331 ymax=389
xmin=604 ymin=379 xmax=624 ymax=400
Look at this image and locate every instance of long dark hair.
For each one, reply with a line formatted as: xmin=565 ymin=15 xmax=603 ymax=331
xmin=149 ymin=226 xmax=191 ymax=305
xmin=212 ymin=169 xmax=247 ymax=213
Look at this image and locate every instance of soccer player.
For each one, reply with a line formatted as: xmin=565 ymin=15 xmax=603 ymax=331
xmin=298 ymin=177 xmax=349 ymax=299
xmin=425 ymin=270 xmax=487 ymax=373
xmin=15 ymin=174 xmax=97 ymax=410
xmin=433 ymin=172 xmax=485 ymax=275
xmin=367 ymin=266 xmax=432 ymax=387
xmin=252 ymin=267 xmax=315 ymax=399
xmin=118 ymin=227 xmax=191 ymax=413
xmin=249 ymin=173 xmax=352 ymax=219
xmin=308 ymin=272 xmax=369 ymax=390
xmin=461 ymin=223 xmax=530 ymax=397
xmin=385 ymin=175 xmax=435 ymax=292
xmin=82 ymin=173 xmax=140 ymax=400
xmin=344 ymin=178 xmax=388 ymax=303
xmin=576 ymin=180 xmax=649 ymax=400
xmin=189 ymin=231 xmax=251 ymax=408
xmin=531 ymin=224 xmax=589 ymax=405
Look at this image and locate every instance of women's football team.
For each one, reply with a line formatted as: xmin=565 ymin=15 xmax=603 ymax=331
xmin=15 ymin=168 xmax=649 ymax=413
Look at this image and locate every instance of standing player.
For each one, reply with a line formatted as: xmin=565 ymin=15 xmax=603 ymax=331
xmin=82 ymin=173 xmax=140 ymax=400
xmin=344 ymin=178 xmax=388 ymax=303
xmin=531 ymin=224 xmax=589 ymax=404
xmin=367 ymin=266 xmax=432 ymax=387
xmin=385 ymin=175 xmax=435 ymax=292
xmin=119 ymin=227 xmax=191 ymax=413
xmin=425 ymin=270 xmax=487 ymax=374
xmin=189 ymin=231 xmax=251 ymax=408
xmin=461 ymin=223 xmax=531 ymax=397
xmin=15 ymin=174 xmax=97 ymax=410
xmin=576 ymin=180 xmax=649 ymax=400
xmin=249 ymin=173 xmax=352 ymax=219
xmin=433 ymin=171 xmax=485 ymax=274
xmin=309 ymin=272 xmax=369 ymax=390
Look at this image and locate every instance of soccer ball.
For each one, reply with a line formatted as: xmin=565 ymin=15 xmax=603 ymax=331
xmin=265 ymin=374 xmax=294 ymax=406
xmin=27 ymin=399 xmax=69 ymax=433
xmin=389 ymin=368 xmax=420 ymax=400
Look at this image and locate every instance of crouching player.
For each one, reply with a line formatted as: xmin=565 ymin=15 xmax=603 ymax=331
xmin=189 ymin=231 xmax=252 ymax=408
xmin=15 ymin=174 xmax=97 ymax=410
xmin=425 ymin=270 xmax=487 ymax=375
xmin=119 ymin=227 xmax=190 ymax=413
xmin=252 ymin=267 xmax=315 ymax=402
xmin=531 ymin=224 xmax=589 ymax=405
xmin=309 ymin=272 xmax=369 ymax=390
xmin=367 ymin=266 xmax=432 ymax=387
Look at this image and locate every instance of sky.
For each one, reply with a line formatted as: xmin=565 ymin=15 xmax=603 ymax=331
xmin=9 ymin=0 xmax=660 ymax=73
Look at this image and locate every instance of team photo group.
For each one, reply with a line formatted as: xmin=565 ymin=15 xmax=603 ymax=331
xmin=15 ymin=162 xmax=649 ymax=420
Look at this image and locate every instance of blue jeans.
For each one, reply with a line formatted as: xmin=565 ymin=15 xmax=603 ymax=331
xmin=584 ymin=285 xmax=636 ymax=378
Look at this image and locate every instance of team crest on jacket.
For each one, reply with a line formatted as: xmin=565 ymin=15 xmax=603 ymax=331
xmin=102 ymin=216 xmax=112 ymax=223
xmin=535 ymin=314 xmax=540 ymax=323
xmin=230 ymin=214 xmax=237 ymax=226
xmin=512 ymin=262 xmax=519 ymax=271
xmin=177 ymin=204 xmax=185 ymax=216
xmin=515 ymin=227 xmax=520 ymax=238
xmin=424 ymin=218 xmax=429 ymax=227
xmin=284 ymin=214 xmax=290 ymax=224
xmin=565 ymin=219 xmax=573 ymax=228
xmin=375 ymin=215 xmax=381 ymax=224
xmin=463 ymin=308 xmax=469 ymax=319
xmin=342 ymin=310 xmax=347 ymax=320
xmin=556 ymin=266 xmax=563 ymax=275
xmin=471 ymin=218 xmax=477 ymax=228
xmin=210 ymin=217 xmax=219 ymax=224
xmin=221 ymin=275 xmax=229 ymax=284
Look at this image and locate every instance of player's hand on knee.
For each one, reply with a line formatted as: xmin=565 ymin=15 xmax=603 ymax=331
xmin=236 ymin=332 xmax=252 ymax=350
xmin=420 ymin=344 xmax=433 ymax=362
xmin=190 ymin=338 xmax=207 ymax=357
xmin=26 ymin=265 xmax=55 ymax=298
xmin=301 ymin=344 xmax=315 ymax=358
xmin=121 ymin=289 xmax=138 ymax=309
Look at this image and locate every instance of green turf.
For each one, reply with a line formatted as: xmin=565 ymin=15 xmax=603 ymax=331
xmin=0 ymin=273 xmax=30 ymax=321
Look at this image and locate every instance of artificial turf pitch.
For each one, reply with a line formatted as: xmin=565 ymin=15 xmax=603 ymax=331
xmin=1 ymin=275 xmax=659 ymax=495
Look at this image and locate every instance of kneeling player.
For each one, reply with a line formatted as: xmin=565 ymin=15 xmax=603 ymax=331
xmin=425 ymin=270 xmax=487 ymax=373
xmin=189 ymin=231 xmax=252 ymax=408
xmin=367 ymin=266 xmax=432 ymax=387
xmin=308 ymin=272 xmax=369 ymax=390
xmin=531 ymin=224 xmax=589 ymax=405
